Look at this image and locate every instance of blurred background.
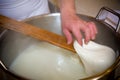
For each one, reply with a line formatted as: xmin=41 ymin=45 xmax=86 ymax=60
xmin=49 ymin=0 xmax=120 ymax=17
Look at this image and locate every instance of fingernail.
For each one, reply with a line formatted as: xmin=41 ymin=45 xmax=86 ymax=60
xmin=85 ymin=40 xmax=88 ymax=44
xmin=67 ymin=41 xmax=71 ymax=44
xmin=85 ymin=41 xmax=88 ymax=44
xmin=78 ymin=41 xmax=82 ymax=46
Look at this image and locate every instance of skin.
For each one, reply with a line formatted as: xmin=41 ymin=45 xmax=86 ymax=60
xmin=58 ymin=0 xmax=98 ymax=45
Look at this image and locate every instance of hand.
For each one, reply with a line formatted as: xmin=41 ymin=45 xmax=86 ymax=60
xmin=61 ymin=13 xmax=98 ymax=45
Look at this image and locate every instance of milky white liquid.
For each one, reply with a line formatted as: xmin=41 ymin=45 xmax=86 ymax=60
xmin=9 ymin=42 xmax=88 ymax=80
xmin=9 ymin=39 xmax=116 ymax=80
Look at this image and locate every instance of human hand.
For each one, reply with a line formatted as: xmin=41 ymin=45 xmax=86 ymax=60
xmin=61 ymin=13 xmax=98 ymax=45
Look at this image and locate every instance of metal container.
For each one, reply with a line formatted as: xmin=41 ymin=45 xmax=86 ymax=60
xmin=0 ymin=12 xmax=120 ymax=80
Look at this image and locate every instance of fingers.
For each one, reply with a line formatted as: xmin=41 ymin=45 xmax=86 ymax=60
xmin=71 ymin=21 xmax=97 ymax=45
xmin=84 ymin=27 xmax=91 ymax=44
xmin=61 ymin=14 xmax=97 ymax=45
xmin=63 ymin=28 xmax=73 ymax=44
xmin=91 ymin=22 xmax=98 ymax=34
xmin=84 ymin=22 xmax=98 ymax=44
xmin=72 ymin=28 xmax=83 ymax=45
xmin=62 ymin=21 xmax=97 ymax=45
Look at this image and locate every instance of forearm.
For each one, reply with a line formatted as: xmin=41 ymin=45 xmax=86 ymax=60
xmin=58 ymin=0 xmax=76 ymax=15
xmin=57 ymin=0 xmax=97 ymax=45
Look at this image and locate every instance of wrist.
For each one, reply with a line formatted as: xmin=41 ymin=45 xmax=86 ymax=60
xmin=59 ymin=0 xmax=76 ymax=16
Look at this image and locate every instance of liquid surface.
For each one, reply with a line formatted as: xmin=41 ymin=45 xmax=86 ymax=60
xmin=9 ymin=37 xmax=116 ymax=80
xmin=10 ymin=42 xmax=87 ymax=80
